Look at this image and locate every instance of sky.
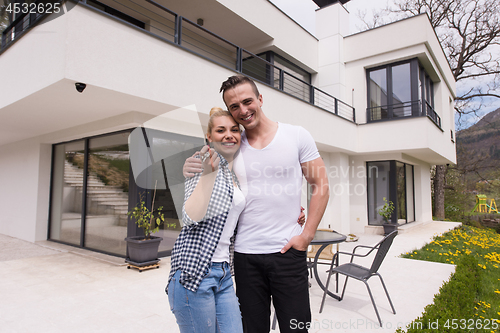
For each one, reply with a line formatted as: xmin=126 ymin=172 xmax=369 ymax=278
xmin=270 ymin=0 xmax=500 ymax=128
xmin=270 ymin=0 xmax=390 ymax=35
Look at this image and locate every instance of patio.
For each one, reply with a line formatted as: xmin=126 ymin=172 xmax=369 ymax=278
xmin=0 ymin=221 xmax=460 ymax=333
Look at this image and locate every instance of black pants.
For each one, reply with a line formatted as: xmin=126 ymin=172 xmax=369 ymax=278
xmin=234 ymin=249 xmax=311 ymax=333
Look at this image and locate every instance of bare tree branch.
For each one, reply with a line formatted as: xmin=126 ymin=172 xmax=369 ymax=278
xmin=456 ymin=93 xmax=500 ymax=100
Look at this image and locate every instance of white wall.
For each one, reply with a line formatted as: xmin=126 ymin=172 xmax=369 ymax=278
xmin=0 ymin=138 xmax=51 ymax=242
xmin=316 ymin=152 xmax=351 ymax=234
xmin=414 ymin=163 xmax=433 ymax=222
xmin=349 ymin=156 xmax=368 ymax=234
xmin=315 ymin=2 xmax=349 ymax=100
xmin=216 ymin=0 xmax=318 ymax=72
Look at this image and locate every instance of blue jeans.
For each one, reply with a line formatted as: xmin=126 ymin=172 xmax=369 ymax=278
xmin=167 ymin=262 xmax=243 ymax=333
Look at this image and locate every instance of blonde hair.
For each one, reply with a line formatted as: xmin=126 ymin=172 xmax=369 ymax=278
xmin=206 ymin=107 xmax=238 ymax=138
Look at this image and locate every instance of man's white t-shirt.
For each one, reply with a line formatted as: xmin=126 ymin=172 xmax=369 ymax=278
xmin=233 ymin=122 xmax=320 ymax=254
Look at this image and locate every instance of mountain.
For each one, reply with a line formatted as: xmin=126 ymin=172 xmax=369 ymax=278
xmin=456 ymin=108 xmax=500 ymax=172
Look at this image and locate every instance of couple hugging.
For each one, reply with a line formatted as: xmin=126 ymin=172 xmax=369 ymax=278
xmin=166 ymin=75 xmax=329 ymax=333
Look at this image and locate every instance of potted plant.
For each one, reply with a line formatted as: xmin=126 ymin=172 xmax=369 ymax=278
xmin=125 ymin=186 xmax=165 ymax=268
xmin=378 ymin=197 xmax=397 ymax=235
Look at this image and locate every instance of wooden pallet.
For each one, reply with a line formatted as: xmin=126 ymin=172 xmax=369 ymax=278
xmin=127 ymin=262 xmax=160 ymax=272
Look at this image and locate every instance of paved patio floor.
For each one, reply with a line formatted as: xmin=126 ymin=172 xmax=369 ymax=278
xmin=0 ymin=221 xmax=461 ymax=333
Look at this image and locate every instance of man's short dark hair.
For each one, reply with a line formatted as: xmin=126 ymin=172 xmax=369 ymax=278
xmin=219 ymin=75 xmax=260 ymax=99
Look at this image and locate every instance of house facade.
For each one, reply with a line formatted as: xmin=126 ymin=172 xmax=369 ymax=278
xmin=0 ymin=0 xmax=456 ymax=258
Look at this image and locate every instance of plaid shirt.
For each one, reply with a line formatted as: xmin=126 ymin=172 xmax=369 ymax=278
xmin=167 ymin=152 xmax=238 ymax=292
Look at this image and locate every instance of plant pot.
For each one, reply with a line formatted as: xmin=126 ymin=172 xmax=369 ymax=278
xmin=125 ymin=236 xmax=163 ymax=265
xmin=382 ymin=223 xmax=398 ymax=236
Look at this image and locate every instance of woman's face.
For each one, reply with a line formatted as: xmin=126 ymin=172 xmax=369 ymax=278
xmin=207 ymin=116 xmax=241 ymax=158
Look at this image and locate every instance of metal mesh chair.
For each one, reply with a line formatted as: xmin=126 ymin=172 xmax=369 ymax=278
xmin=319 ymin=231 xmax=397 ymax=327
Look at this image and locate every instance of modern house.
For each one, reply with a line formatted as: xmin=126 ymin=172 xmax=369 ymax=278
xmin=0 ymin=0 xmax=456 ymax=258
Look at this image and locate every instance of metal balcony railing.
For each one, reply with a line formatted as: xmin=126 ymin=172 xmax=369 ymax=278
xmin=0 ymin=0 xmax=356 ymax=123
xmin=1 ymin=0 xmax=66 ymax=49
xmin=424 ymin=101 xmax=441 ymax=128
xmin=366 ymin=100 xmax=442 ymax=129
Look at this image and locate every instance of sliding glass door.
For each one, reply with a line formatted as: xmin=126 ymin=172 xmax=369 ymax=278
xmin=50 ymin=141 xmax=86 ymax=246
xmin=49 ymin=130 xmax=131 ymax=257
xmin=84 ymin=132 xmax=130 ymax=255
xmin=49 ymin=128 xmax=205 ymax=257
xmin=129 ymin=128 xmax=204 ymax=256
xmin=367 ymin=160 xmax=415 ymax=225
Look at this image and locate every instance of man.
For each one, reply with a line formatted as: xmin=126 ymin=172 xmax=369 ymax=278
xmin=184 ymin=75 xmax=329 ymax=332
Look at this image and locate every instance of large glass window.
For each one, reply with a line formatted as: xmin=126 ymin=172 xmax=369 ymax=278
xmin=367 ymin=161 xmax=415 ymax=225
xmin=392 ymin=63 xmax=412 ymax=117
xmin=149 ymin=131 xmax=202 ymax=254
xmin=367 ymin=161 xmax=390 ymax=225
xmin=396 ymin=162 xmax=406 ymax=223
xmin=50 ymin=141 xmax=86 ymax=246
xmin=85 ymin=132 xmax=130 ymax=255
xmin=49 ymin=131 xmax=131 ymax=256
xmin=243 ymin=51 xmax=312 ymax=101
xmin=366 ymin=59 xmax=437 ymax=124
xmin=49 ymin=129 xmax=203 ymax=257
xmin=406 ymin=164 xmax=415 ymax=222
xmin=369 ymin=68 xmax=388 ymax=120
xmin=128 ymin=128 xmax=204 ymax=257
xmin=421 ymin=69 xmax=435 ymax=109
xmin=242 ymin=55 xmax=270 ymax=86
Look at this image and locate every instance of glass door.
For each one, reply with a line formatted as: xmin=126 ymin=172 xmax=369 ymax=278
xmin=132 ymin=129 xmax=203 ymax=257
xmin=49 ymin=141 xmax=86 ymax=245
xmin=367 ymin=160 xmax=415 ymax=225
xmin=49 ymin=130 xmax=131 ymax=257
xmin=406 ymin=164 xmax=415 ymax=222
xmin=396 ymin=162 xmax=406 ymax=223
xmin=84 ymin=132 xmax=130 ymax=255
xmin=367 ymin=161 xmax=390 ymax=225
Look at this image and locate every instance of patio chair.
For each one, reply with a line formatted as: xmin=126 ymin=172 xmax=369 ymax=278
xmin=319 ymin=230 xmax=397 ymax=327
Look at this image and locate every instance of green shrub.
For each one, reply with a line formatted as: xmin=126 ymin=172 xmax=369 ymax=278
xmin=444 ymin=203 xmax=461 ymax=220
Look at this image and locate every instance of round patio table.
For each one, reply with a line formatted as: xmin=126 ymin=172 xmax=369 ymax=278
xmin=310 ymin=230 xmax=346 ymax=300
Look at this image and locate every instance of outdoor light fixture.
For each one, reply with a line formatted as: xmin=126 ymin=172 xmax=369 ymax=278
xmin=197 ymin=18 xmax=204 ymax=26
xmin=75 ymin=82 xmax=86 ymax=93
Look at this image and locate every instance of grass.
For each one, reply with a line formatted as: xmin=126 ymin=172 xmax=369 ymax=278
xmin=396 ymin=225 xmax=500 ymax=332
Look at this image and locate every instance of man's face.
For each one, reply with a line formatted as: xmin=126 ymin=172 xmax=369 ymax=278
xmin=223 ymin=82 xmax=263 ymax=131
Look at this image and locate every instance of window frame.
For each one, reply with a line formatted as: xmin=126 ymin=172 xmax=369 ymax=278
xmin=366 ymin=58 xmax=436 ymax=124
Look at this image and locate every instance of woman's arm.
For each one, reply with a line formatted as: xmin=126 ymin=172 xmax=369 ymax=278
xmin=184 ymin=147 xmax=220 ymax=222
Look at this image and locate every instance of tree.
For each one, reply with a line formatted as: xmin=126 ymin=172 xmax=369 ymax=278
xmin=359 ymin=0 xmax=500 ymax=220
xmin=1 ymin=0 xmax=10 ymax=36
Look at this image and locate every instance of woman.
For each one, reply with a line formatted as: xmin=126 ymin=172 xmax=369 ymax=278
xmin=166 ymin=107 xmax=244 ymax=333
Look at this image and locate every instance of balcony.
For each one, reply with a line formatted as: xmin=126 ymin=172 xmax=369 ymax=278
xmin=1 ymin=0 xmax=355 ymax=123
xmin=367 ymin=100 xmax=442 ymax=129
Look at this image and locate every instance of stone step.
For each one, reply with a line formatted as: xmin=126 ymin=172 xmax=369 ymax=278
xmin=64 ymin=161 xmax=130 ymax=222
xmin=87 ymin=189 xmax=127 ymax=195
xmin=87 ymin=198 xmax=128 ymax=206
xmin=89 ymin=196 xmax=128 ymax=202
xmin=87 ymin=185 xmax=121 ymax=190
